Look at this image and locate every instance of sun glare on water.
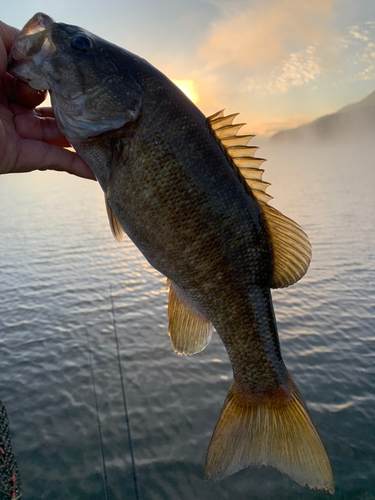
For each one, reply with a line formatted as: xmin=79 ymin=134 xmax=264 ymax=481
xmin=172 ymin=79 xmax=199 ymax=104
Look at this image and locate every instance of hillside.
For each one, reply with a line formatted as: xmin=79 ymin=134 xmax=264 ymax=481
xmin=271 ymin=91 xmax=375 ymax=142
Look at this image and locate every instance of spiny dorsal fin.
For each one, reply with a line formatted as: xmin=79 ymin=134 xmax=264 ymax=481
xmin=168 ymin=280 xmax=212 ymax=355
xmin=207 ymin=109 xmax=225 ymax=121
xmin=208 ymin=111 xmax=267 ymax=202
xmin=227 ymin=146 xmax=259 ymax=158
xmin=210 ymin=113 xmax=239 ymax=130
xmin=207 ymin=111 xmax=312 ymax=287
xmin=215 ymin=124 xmax=246 ymax=139
xmin=221 ymin=135 xmax=255 ymax=147
xmin=105 ymin=196 xmax=123 ymax=243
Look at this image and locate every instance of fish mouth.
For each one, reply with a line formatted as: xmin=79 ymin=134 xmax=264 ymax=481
xmin=12 ymin=12 xmax=55 ymax=57
xmin=21 ymin=12 xmax=55 ymax=36
xmin=8 ymin=13 xmax=57 ymax=90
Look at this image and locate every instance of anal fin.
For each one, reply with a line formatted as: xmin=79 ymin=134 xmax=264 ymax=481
xmin=168 ymin=281 xmax=212 ymax=355
xmin=205 ymin=375 xmax=334 ymax=493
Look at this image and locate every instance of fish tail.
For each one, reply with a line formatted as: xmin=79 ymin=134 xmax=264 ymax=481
xmin=205 ymin=376 xmax=334 ymax=493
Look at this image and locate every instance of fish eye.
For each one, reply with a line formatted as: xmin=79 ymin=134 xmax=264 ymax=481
xmin=71 ymin=34 xmax=93 ymax=53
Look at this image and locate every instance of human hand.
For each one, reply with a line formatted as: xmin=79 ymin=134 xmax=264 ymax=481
xmin=0 ymin=20 xmax=95 ymax=179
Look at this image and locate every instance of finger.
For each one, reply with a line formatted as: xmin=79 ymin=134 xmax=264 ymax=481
xmin=16 ymin=78 xmax=47 ymax=108
xmin=15 ymin=138 xmax=96 ymax=180
xmin=35 ymin=107 xmax=55 ymax=118
xmin=0 ymin=21 xmax=19 ymax=52
xmin=12 ymin=104 xmax=70 ymax=147
xmin=0 ymin=21 xmax=19 ymax=75
xmin=2 ymin=72 xmax=47 ymax=108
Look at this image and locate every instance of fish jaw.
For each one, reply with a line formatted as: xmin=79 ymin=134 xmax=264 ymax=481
xmin=16 ymin=11 xmax=55 ymax=37
xmin=8 ymin=13 xmax=56 ymax=91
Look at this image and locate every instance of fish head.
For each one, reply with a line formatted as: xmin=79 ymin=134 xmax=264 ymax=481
xmin=9 ymin=12 xmax=143 ymax=144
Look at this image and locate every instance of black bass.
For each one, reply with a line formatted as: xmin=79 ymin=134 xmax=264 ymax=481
xmin=9 ymin=13 xmax=334 ymax=492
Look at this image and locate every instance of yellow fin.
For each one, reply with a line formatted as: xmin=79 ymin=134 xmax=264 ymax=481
xmin=168 ymin=281 xmax=212 ymax=355
xmin=208 ymin=111 xmax=267 ymax=202
xmin=215 ymin=123 xmax=246 ymax=139
xmin=105 ymin=196 xmax=123 ymax=243
xmin=233 ymin=157 xmax=265 ymax=169
xmin=210 ymin=113 xmax=239 ymax=130
xmin=207 ymin=109 xmax=225 ymax=121
xmin=252 ymin=190 xmax=274 ymax=204
xmin=207 ymin=110 xmax=311 ymax=287
xmin=228 ymin=146 xmax=258 ymax=158
xmin=260 ymin=203 xmax=312 ymax=288
xmin=221 ymin=135 xmax=255 ymax=147
xmin=205 ymin=378 xmax=334 ymax=493
xmin=239 ymin=167 xmax=264 ymax=181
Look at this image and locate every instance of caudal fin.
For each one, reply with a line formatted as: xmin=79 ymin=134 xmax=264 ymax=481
xmin=205 ymin=378 xmax=334 ymax=493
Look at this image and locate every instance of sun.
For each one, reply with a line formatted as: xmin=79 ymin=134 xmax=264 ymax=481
xmin=171 ymin=79 xmax=199 ymax=104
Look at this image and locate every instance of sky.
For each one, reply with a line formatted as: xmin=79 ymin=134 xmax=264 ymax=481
xmin=3 ymin=0 xmax=375 ymax=136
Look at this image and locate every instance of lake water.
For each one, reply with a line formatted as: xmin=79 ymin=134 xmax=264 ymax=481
xmin=0 ymin=136 xmax=374 ymax=499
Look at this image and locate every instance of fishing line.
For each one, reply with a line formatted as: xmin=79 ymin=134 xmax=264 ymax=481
xmin=110 ymin=286 xmax=140 ymax=500
xmin=86 ymin=329 xmax=109 ymax=500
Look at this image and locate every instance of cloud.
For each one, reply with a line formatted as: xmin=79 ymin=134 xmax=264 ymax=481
xmin=163 ymin=0 xmax=339 ymax=101
xmin=245 ymin=44 xmax=323 ymax=95
xmin=240 ymin=19 xmax=375 ymax=95
xmin=158 ymin=2 xmax=375 ymax=136
xmin=348 ymin=26 xmax=369 ymax=42
xmin=190 ymin=0 xmax=342 ymax=98
xmin=199 ymin=0 xmax=338 ymax=70
xmin=340 ymin=21 xmax=375 ymax=82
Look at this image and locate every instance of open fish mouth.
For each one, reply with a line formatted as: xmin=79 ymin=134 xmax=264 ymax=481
xmin=11 ymin=12 xmax=55 ymax=57
xmin=18 ymin=12 xmax=55 ymax=39
xmin=8 ymin=13 xmax=57 ymax=89
xmin=8 ymin=12 xmax=57 ymax=90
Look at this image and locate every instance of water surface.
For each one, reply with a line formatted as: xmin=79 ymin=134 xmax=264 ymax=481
xmin=0 ymin=137 xmax=374 ymax=499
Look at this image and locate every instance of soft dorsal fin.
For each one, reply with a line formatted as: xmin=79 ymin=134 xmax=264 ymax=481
xmin=260 ymin=203 xmax=312 ymax=288
xmin=168 ymin=280 xmax=212 ymax=355
xmin=105 ymin=196 xmax=123 ymax=243
xmin=207 ymin=111 xmax=312 ymax=288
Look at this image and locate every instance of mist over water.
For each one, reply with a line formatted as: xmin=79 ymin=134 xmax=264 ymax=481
xmin=0 ymin=135 xmax=374 ymax=499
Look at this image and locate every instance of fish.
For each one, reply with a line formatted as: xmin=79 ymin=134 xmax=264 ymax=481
xmin=8 ymin=12 xmax=334 ymax=493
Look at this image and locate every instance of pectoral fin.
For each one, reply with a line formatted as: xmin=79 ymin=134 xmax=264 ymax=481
xmin=105 ymin=196 xmax=123 ymax=243
xmin=168 ymin=281 xmax=212 ymax=355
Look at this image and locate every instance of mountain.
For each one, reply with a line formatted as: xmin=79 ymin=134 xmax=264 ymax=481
xmin=271 ymin=91 xmax=375 ymax=142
